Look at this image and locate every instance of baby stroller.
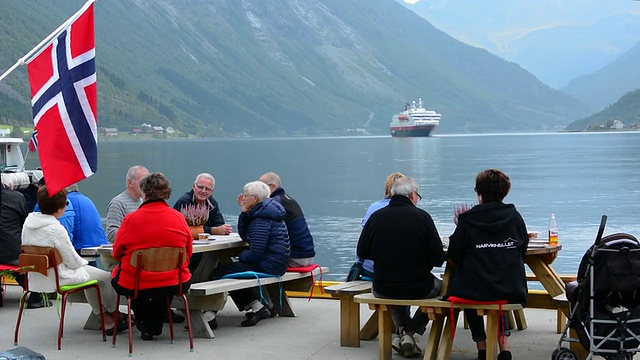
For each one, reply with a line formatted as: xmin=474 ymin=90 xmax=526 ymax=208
xmin=554 ymin=215 xmax=640 ymax=360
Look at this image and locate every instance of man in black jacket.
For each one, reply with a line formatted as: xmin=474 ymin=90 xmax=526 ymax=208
xmin=357 ymin=176 xmax=445 ymax=358
xmin=0 ymin=177 xmax=49 ymax=308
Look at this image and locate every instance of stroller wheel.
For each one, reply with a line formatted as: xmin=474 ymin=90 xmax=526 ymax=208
xmin=551 ymin=347 xmax=578 ymax=360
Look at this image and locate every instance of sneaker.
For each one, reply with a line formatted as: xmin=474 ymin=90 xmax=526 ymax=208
xmin=400 ymin=332 xmax=417 ymax=353
xmin=392 ymin=336 xmax=405 ymax=356
xmin=403 ymin=344 xmax=422 ymax=358
xmin=240 ymin=306 xmax=270 ymax=327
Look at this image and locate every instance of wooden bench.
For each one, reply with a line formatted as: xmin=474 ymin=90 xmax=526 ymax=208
xmin=185 ymin=266 xmax=329 ymax=338
xmin=324 ymin=281 xmax=377 ymax=347
xmin=354 ymin=293 xmax=523 ymax=360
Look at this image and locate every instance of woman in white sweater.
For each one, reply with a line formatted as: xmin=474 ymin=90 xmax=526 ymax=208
xmin=21 ymin=185 xmax=125 ymax=334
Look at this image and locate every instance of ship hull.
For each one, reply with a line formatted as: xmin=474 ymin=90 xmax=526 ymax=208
xmin=390 ymin=125 xmax=436 ymax=137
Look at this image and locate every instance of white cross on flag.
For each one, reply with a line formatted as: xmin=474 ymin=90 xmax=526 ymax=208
xmin=26 ymin=2 xmax=98 ymax=195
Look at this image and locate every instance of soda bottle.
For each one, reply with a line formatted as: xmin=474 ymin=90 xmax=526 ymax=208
xmin=548 ymin=213 xmax=559 ymax=246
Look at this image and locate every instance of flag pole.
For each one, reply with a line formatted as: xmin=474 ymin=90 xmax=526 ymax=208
xmin=0 ymin=0 xmax=97 ymax=83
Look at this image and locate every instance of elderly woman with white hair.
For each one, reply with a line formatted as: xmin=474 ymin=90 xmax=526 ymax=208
xmin=209 ymin=181 xmax=290 ymax=327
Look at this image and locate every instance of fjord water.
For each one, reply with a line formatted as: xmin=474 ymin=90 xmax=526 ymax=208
xmin=41 ymin=132 xmax=640 ymax=281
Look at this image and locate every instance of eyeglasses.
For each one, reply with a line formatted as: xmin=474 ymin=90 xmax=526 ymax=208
xmin=473 ymin=187 xmax=477 ymax=193
xmin=415 ymin=191 xmax=422 ymax=202
xmin=195 ymin=184 xmax=213 ymax=192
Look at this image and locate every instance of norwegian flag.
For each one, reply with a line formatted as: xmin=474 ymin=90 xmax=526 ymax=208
xmin=26 ymin=3 xmax=98 ymax=195
xmin=28 ymin=129 xmax=39 ymax=152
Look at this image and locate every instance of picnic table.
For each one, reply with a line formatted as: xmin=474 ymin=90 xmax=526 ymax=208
xmin=81 ymin=234 xmax=328 ymax=339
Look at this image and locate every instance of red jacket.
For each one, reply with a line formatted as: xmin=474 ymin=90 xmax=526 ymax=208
xmin=112 ymin=200 xmax=193 ymax=290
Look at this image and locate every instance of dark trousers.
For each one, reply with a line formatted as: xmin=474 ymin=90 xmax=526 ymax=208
xmin=373 ymin=277 xmax=442 ymax=335
xmin=210 ymin=262 xmax=268 ymax=311
xmin=465 ymin=309 xmax=511 ymax=342
xmin=112 ymin=278 xmax=191 ymax=334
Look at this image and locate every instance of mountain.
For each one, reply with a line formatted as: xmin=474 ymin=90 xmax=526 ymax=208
xmin=565 ymin=88 xmax=640 ymax=131
xmin=0 ymin=0 xmax=589 ymax=136
xmin=400 ymin=0 xmax=640 ymax=89
xmin=562 ymin=41 xmax=640 ymax=112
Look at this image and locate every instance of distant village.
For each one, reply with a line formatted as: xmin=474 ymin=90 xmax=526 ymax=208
xmin=586 ymin=119 xmax=640 ymax=131
xmin=98 ymin=123 xmax=182 ymax=139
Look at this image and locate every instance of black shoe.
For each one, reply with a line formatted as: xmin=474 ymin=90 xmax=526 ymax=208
xmin=105 ymin=320 xmax=129 ymax=336
xmin=26 ymin=299 xmax=53 ymax=309
xmin=497 ymin=351 xmax=512 ymax=360
xmin=164 ymin=310 xmax=185 ymax=324
xmin=140 ymin=331 xmax=153 ymax=341
xmin=245 ymin=306 xmax=276 ymax=319
xmin=478 ymin=349 xmax=487 ymax=360
xmin=240 ymin=307 xmax=271 ymax=327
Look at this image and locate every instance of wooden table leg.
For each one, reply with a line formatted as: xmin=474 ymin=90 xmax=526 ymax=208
xmin=360 ymin=309 xmax=379 ymax=340
xmin=339 ymin=295 xmax=361 ymax=347
xmin=514 ymin=309 xmax=528 ymax=330
xmin=424 ymin=312 xmax=444 ymax=360
xmin=436 ymin=310 xmax=459 ymax=360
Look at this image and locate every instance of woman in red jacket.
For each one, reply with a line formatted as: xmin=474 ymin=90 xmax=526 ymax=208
xmin=111 ymin=172 xmax=192 ymax=341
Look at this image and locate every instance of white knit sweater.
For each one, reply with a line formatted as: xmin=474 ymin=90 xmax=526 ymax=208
xmin=21 ymin=212 xmax=90 ymax=292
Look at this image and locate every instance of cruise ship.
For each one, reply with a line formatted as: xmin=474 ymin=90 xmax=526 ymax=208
xmin=390 ymin=98 xmax=441 ymax=137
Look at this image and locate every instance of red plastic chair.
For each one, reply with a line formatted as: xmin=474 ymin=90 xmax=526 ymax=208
xmin=112 ymin=247 xmax=193 ymax=355
xmin=14 ymin=245 xmax=107 ymax=350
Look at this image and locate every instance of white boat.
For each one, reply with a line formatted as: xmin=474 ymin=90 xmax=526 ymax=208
xmin=0 ymin=137 xmax=42 ymax=190
xmin=390 ymin=98 xmax=441 ymax=137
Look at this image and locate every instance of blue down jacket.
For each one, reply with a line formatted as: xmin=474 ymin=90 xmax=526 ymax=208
xmin=238 ymin=198 xmax=290 ymax=275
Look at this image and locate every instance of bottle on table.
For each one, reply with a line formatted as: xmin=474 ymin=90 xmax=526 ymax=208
xmin=548 ymin=213 xmax=559 ymax=246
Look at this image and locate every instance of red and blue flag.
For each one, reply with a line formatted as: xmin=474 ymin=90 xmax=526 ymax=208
xmin=26 ymin=3 xmax=97 ymax=195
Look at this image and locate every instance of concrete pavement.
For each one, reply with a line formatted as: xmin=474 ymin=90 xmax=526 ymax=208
xmin=0 ymin=285 xmax=592 ymax=359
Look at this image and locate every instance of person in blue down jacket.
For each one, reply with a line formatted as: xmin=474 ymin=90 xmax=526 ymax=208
xmin=259 ymin=172 xmax=315 ymax=267
xmin=210 ymin=181 xmax=290 ymax=327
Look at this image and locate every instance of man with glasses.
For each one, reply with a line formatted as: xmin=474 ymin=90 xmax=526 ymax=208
xmin=173 ymin=173 xmax=232 ymax=236
xmin=357 ymin=176 xmax=445 ymax=358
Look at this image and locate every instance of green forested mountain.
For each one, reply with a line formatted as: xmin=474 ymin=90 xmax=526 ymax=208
xmin=0 ymin=0 xmax=589 ymax=136
xmin=565 ymin=88 xmax=640 ymax=131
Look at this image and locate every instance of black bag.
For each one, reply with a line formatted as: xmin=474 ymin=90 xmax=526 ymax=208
xmin=346 ymin=260 xmax=363 ymax=282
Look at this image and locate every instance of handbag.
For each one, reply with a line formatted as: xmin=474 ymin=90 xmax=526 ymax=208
xmin=346 ymin=259 xmax=364 ymax=282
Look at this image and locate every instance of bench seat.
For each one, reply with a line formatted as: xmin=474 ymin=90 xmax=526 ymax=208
xmin=184 ymin=266 xmax=329 ymax=338
xmin=354 ymin=293 xmax=523 ymax=360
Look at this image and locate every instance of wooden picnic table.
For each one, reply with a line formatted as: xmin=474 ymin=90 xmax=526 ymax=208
xmin=423 ymin=244 xmax=565 ymax=360
xmin=78 ymin=234 xmax=248 ymax=335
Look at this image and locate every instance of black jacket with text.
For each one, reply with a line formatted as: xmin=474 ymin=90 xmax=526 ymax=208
xmin=447 ymin=202 xmax=529 ymax=305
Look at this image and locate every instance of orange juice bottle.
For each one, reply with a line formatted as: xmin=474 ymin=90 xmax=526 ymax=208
xmin=548 ymin=213 xmax=559 ymax=246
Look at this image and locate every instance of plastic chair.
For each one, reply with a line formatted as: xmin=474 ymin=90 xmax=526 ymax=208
xmin=14 ymin=245 xmax=107 ymax=350
xmin=112 ymin=247 xmax=193 ymax=355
